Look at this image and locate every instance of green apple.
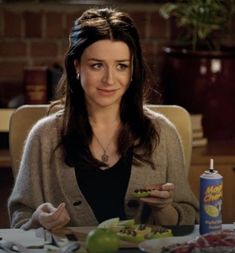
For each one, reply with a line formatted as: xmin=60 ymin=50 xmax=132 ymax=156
xmin=86 ymin=228 xmax=119 ymax=253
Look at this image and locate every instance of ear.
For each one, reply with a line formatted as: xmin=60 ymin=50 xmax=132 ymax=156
xmin=74 ymin=59 xmax=80 ymax=74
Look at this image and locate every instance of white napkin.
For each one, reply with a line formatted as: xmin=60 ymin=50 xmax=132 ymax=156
xmin=0 ymin=229 xmax=45 ymax=247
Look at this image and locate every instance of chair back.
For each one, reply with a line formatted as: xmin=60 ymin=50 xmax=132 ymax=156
xmin=147 ymin=104 xmax=192 ymax=174
xmin=9 ymin=104 xmax=192 ymax=179
xmin=9 ymin=105 xmax=50 ymax=179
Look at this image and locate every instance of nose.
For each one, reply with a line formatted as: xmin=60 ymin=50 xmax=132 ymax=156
xmin=102 ymin=67 xmax=115 ymax=85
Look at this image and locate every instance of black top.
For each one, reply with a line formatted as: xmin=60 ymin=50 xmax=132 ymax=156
xmin=74 ymin=152 xmax=132 ymax=223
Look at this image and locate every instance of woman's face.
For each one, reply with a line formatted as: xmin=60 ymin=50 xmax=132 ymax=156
xmin=74 ymin=39 xmax=132 ymax=109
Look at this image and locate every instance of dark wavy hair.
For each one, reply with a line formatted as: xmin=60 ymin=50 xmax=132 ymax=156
xmin=53 ymin=7 xmax=159 ymax=169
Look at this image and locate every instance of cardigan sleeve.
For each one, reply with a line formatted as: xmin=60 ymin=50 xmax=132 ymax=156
xmin=162 ymin=118 xmax=199 ymax=224
xmin=8 ymin=118 xmax=48 ymax=228
xmin=124 ymin=112 xmax=199 ymax=226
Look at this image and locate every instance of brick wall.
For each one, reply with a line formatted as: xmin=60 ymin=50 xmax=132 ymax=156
xmin=0 ymin=3 xmax=169 ymax=106
xmin=1 ymin=3 xmax=235 ymax=108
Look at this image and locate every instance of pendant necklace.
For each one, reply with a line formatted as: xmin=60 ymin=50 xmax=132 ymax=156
xmin=93 ymin=133 xmax=113 ymax=163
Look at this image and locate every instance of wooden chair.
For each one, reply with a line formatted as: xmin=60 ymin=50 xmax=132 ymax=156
xmin=9 ymin=104 xmax=192 ymax=179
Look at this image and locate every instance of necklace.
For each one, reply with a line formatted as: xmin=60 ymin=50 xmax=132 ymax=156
xmin=93 ymin=133 xmax=113 ymax=163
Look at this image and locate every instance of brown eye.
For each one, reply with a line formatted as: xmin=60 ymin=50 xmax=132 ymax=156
xmin=91 ymin=63 xmax=103 ymax=70
xmin=117 ymin=64 xmax=129 ymax=71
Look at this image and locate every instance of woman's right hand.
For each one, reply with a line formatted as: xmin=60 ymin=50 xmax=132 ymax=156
xmin=31 ymin=202 xmax=71 ymax=230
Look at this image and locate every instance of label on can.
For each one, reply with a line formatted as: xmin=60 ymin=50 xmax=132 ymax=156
xmin=199 ymin=170 xmax=223 ymax=235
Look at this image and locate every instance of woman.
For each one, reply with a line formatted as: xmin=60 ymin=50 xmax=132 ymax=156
xmin=8 ymin=7 xmax=198 ymax=230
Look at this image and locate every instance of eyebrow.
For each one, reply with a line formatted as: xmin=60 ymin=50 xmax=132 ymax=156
xmin=88 ymin=58 xmax=131 ymax=62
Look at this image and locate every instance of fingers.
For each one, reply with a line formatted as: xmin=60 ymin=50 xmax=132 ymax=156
xmin=140 ymin=194 xmax=173 ymax=210
xmin=42 ymin=211 xmax=70 ymax=230
xmin=139 ymin=182 xmax=174 ymax=210
xmin=141 ymin=196 xmax=172 ymax=209
xmin=37 ymin=202 xmax=70 ymax=230
xmin=146 ymin=183 xmax=174 ymax=199
xmin=150 ymin=189 xmax=171 ymax=198
xmin=161 ymin=183 xmax=174 ymax=191
xmin=50 ymin=215 xmax=70 ymax=231
xmin=51 ymin=203 xmax=66 ymax=219
xmin=38 ymin=202 xmax=57 ymax=213
xmin=145 ymin=183 xmax=174 ymax=192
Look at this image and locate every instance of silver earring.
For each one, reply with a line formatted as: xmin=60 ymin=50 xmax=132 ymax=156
xmin=76 ymin=73 xmax=80 ymax=80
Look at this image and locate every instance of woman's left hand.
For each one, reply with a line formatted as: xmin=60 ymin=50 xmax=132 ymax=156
xmin=140 ymin=182 xmax=174 ymax=210
xmin=140 ymin=183 xmax=179 ymax=225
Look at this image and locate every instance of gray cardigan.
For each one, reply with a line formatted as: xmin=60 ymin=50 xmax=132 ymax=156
xmin=8 ymin=110 xmax=198 ymax=228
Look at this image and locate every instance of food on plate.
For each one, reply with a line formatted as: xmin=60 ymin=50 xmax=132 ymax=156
xmin=97 ymin=217 xmax=120 ymax=229
xmin=161 ymin=230 xmax=235 ymax=253
xmin=97 ymin=218 xmax=172 ymax=243
xmin=117 ymin=224 xmax=153 ymax=243
xmin=85 ymin=228 xmax=119 ymax=253
xmin=118 ymin=224 xmax=173 ymax=243
xmin=118 ymin=219 xmax=135 ymax=228
xmin=98 ymin=218 xmax=135 ymax=232
xmin=151 ymin=226 xmax=174 ymax=239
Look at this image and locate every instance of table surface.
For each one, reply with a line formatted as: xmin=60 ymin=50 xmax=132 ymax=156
xmin=0 ymin=224 xmax=234 ymax=253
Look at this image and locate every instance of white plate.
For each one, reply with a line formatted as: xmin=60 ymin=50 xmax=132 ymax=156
xmin=138 ymin=224 xmax=235 ymax=253
xmin=138 ymin=234 xmax=196 ymax=253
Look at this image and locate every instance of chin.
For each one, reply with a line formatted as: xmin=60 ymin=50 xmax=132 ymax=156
xmin=95 ymin=99 xmax=121 ymax=108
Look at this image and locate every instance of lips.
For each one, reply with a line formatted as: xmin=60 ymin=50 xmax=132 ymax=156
xmin=97 ymin=88 xmax=118 ymax=96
